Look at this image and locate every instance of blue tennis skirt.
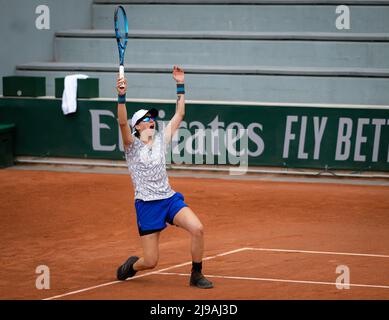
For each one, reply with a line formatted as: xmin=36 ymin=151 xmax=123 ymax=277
xmin=135 ymin=192 xmax=188 ymax=236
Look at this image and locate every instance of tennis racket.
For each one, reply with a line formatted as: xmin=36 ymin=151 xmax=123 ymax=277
xmin=114 ymin=5 xmax=128 ymax=88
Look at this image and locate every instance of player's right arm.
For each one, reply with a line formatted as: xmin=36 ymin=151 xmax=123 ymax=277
xmin=116 ymin=77 xmax=134 ymax=148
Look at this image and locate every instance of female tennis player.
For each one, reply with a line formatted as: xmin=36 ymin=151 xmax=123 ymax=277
xmin=115 ymin=66 xmax=213 ymax=289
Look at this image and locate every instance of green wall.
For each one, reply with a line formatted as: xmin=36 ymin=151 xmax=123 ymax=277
xmin=1 ymin=97 xmax=388 ymax=171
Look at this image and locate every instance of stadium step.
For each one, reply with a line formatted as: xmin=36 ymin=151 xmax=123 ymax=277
xmin=55 ymin=29 xmax=389 ymax=41
xmin=54 ymin=30 xmax=389 ymax=68
xmin=17 ymin=62 xmax=389 ymax=77
xmin=92 ymin=1 xmax=389 ymax=32
xmin=16 ymin=62 xmax=389 ymax=104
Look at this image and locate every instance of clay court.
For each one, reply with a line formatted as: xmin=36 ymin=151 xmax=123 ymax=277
xmin=1 ymin=167 xmax=389 ymax=300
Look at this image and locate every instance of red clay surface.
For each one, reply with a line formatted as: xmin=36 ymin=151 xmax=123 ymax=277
xmin=1 ymin=169 xmax=389 ymax=300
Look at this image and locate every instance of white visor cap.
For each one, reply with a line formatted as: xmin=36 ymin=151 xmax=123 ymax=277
xmin=131 ymin=108 xmax=158 ymax=131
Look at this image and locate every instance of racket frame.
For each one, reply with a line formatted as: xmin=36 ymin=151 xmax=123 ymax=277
xmin=114 ymin=5 xmax=128 ymax=81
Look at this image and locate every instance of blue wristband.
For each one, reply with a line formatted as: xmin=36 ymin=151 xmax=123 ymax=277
xmin=176 ymin=83 xmax=185 ymax=95
xmin=118 ymin=94 xmax=126 ymax=104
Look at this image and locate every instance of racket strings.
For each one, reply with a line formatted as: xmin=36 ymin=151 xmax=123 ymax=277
xmin=117 ymin=17 xmax=126 ymax=38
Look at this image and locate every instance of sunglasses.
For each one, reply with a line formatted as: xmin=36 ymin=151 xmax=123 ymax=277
xmin=142 ymin=116 xmax=156 ymax=123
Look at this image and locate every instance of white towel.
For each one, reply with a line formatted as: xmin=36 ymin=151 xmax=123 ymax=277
xmin=61 ymin=74 xmax=89 ymax=115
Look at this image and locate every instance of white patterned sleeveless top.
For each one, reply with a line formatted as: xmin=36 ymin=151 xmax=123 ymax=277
xmin=124 ymin=130 xmax=175 ymax=201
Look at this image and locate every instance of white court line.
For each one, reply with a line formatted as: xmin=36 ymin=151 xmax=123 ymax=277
xmin=43 ymin=246 xmax=389 ymax=300
xmin=158 ymin=272 xmax=389 ymax=290
xmin=43 ymin=247 xmax=247 ymax=300
xmin=245 ymin=247 xmax=389 ymax=258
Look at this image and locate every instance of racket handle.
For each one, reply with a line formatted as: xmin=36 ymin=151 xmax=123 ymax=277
xmin=119 ymin=65 xmax=125 ymax=89
xmin=119 ymin=65 xmax=124 ymax=79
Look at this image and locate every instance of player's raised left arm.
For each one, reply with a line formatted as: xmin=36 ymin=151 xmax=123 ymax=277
xmin=164 ymin=66 xmax=185 ymax=142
